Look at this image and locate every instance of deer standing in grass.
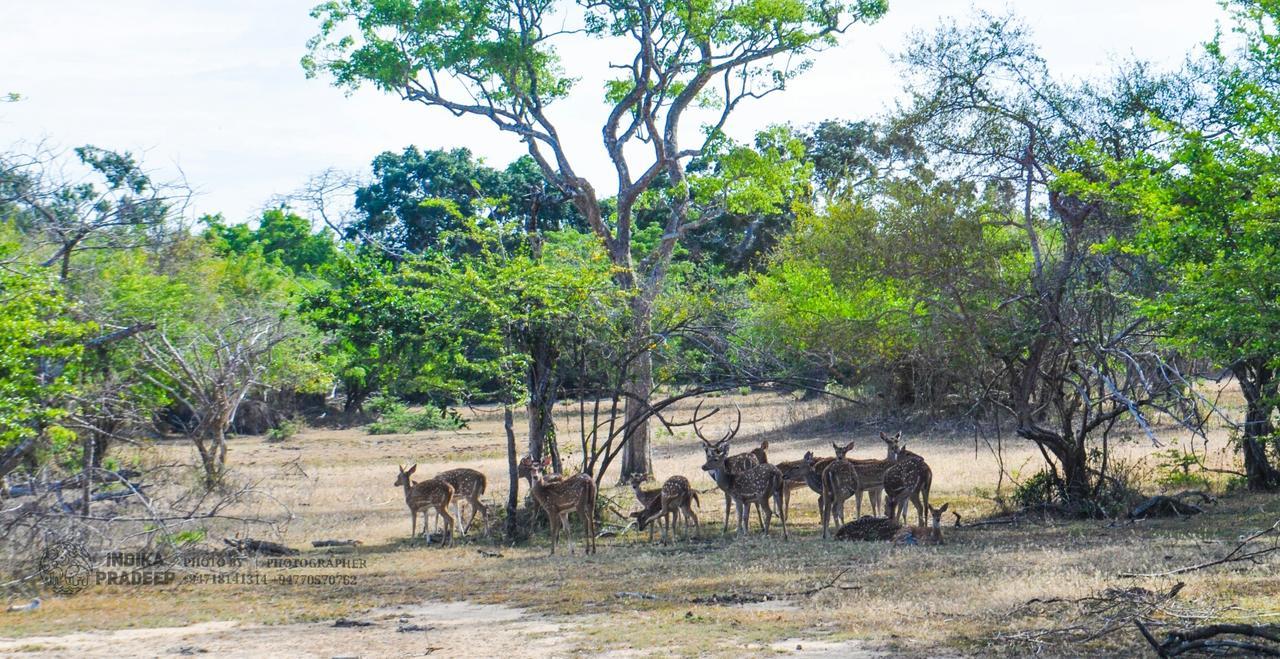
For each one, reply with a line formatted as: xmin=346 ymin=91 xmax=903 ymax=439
xmin=627 ymin=473 xmax=664 ymax=542
xmin=697 ymin=408 xmax=787 ymax=540
xmin=893 ymin=503 xmax=949 ymax=545
xmin=436 ymin=467 xmax=490 ymax=536
xmin=818 ymin=442 xmax=864 ymax=539
xmin=692 ymin=401 xmax=768 ymax=533
xmin=394 ymin=464 xmax=455 ymax=545
xmin=882 ymin=433 xmax=933 ymax=526
xmin=641 ymin=475 xmax=701 ymax=544
xmin=518 ymin=456 xmax=597 ymax=555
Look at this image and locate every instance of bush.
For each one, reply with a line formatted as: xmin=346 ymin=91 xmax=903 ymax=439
xmin=266 ymin=418 xmax=301 ymax=443
xmin=1012 ymin=470 xmax=1059 ymax=509
xmin=365 ymin=395 xmax=466 ymax=434
xmin=1154 ymin=447 xmax=1212 ymax=491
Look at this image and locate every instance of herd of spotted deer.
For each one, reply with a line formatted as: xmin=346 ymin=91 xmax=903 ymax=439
xmin=392 ymin=404 xmax=949 ymax=555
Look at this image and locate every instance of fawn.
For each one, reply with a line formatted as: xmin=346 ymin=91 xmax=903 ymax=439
xmin=882 ymin=433 xmax=933 ymax=526
xmin=641 ymin=475 xmax=701 ymax=544
xmin=627 ymin=473 xmax=664 ymax=542
xmin=394 ymin=464 xmax=455 ymax=545
xmin=436 ymin=467 xmax=490 ymax=536
xmin=518 ymin=456 xmax=597 ymax=555
xmin=893 ymin=503 xmax=950 ymax=545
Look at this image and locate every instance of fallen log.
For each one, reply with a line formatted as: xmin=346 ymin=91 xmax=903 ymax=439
xmin=223 ymin=537 xmax=299 ymax=556
xmin=311 ymin=539 xmax=362 ymax=548
xmin=1136 ymin=620 xmax=1280 ymax=657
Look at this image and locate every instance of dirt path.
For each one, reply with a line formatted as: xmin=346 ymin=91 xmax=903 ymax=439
xmin=0 ymin=600 xmax=576 ymax=658
xmin=0 ymin=598 xmax=890 ymax=658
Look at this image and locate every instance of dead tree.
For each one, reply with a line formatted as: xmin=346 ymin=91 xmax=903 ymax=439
xmin=140 ymin=316 xmax=290 ymax=487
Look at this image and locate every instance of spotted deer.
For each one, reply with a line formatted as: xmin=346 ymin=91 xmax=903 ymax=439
xmin=393 ymin=464 xmax=455 ymax=545
xmin=692 ymin=401 xmax=766 ymax=533
xmin=819 ymin=442 xmax=863 ymax=539
xmin=518 ymin=456 xmax=597 ymax=555
xmin=641 ymin=475 xmax=701 ymax=544
xmin=882 ymin=434 xmax=933 ymax=526
xmin=846 ymin=435 xmax=907 ymax=517
xmin=697 ymin=409 xmax=787 ymax=540
xmin=834 ymin=515 xmax=902 ymax=542
xmin=893 ymin=502 xmax=949 ymax=545
xmin=436 ymin=467 xmax=490 ymax=536
xmin=627 ymin=473 xmax=664 ymax=542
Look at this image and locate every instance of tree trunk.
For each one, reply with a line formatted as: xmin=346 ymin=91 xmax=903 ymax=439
xmin=1234 ymin=364 xmax=1280 ymax=491
xmin=503 ymin=404 xmax=521 ymax=542
xmin=619 ymin=295 xmax=654 ymax=481
xmin=526 ymin=334 xmax=560 ymax=473
xmin=1059 ymin=441 xmax=1091 ymax=504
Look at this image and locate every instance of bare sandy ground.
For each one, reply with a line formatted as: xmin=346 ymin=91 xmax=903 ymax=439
xmin=0 ymin=598 xmax=885 ymax=658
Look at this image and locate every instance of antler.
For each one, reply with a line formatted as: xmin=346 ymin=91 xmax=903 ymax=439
xmin=691 ymin=400 xmax=721 ymax=446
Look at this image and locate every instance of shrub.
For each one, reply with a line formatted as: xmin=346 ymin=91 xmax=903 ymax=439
xmin=266 ymin=418 xmax=301 ymax=443
xmin=365 ymin=396 xmax=465 ymax=435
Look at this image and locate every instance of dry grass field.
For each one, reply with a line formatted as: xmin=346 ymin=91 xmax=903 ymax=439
xmin=2 ymin=390 xmax=1279 ymax=657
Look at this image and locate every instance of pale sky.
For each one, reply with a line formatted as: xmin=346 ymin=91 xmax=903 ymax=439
xmin=0 ymin=1 xmax=1227 ymax=224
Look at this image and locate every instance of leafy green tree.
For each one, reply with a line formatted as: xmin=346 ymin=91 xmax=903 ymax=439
xmin=1063 ymin=0 xmax=1280 ymax=490
xmin=204 ymin=208 xmax=338 ymax=274
xmin=350 ymin=147 xmax=580 ymax=254
xmin=304 ymin=0 xmax=888 ymax=478
xmin=0 ymin=236 xmax=90 ymax=479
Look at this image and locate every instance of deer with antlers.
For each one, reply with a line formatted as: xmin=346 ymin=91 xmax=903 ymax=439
xmin=518 ymin=456 xmax=597 ymax=555
xmin=692 ymin=401 xmax=768 ymax=533
xmin=394 ymin=464 xmax=455 ymax=545
xmin=882 ymin=432 xmax=933 ymax=527
xmin=697 ymin=406 xmax=788 ymax=540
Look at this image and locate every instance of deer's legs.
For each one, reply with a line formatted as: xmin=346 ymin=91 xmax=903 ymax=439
xmin=722 ymin=492 xmax=733 ymax=534
xmin=436 ymin=504 xmax=455 ymax=546
xmin=776 ymin=490 xmax=788 ymax=541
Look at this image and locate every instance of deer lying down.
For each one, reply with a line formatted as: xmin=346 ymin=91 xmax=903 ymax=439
xmin=834 ymin=502 xmax=950 ymax=545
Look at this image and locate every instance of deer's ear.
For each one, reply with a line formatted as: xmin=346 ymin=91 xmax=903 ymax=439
xmin=832 ymin=442 xmax=841 ymax=451
xmin=760 ymin=441 xmax=768 ymax=451
xmin=894 ymin=431 xmax=902 ymax=440
xmin=938 ymin=502 xmax=949 ymax=513
xmin=880 ymin=432 xmax=888 ymax=440
xmin=541 ymin=456 xmax=552 ymax=466
xmin=845 ymin=442 xmax=856 ymax=451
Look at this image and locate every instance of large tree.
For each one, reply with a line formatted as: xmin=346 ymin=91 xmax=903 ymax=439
xmin=1065 ymin=0 xmax=1280 ymax=490
xmin=304 ymin=0 xmax=887 ymax=478
xmin=894 ymin=13 xmax=1208 ymax=503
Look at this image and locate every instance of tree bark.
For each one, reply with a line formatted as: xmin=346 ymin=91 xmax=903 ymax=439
xmin=526 ymin=333 xmax=560 ymax=472
xmin=1234 ymin=363 xmax=1280 ymax=491
xmin=503 ymin=404 xmax=520 ymax=542
xmin=619 ymin=295 xmax=654 ymax=481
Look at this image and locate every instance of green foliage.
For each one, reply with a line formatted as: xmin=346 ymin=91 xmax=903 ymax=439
xmin=266 ymin=418 xmax=302 ymax=443
xmin=1153 ymin=447 xmax=1212 ymax=490
xmin=203 ymin=208 xmax=338 ymax=274
xmin=350 ymin=147 xmax=581 ymax=253
xmin=1011 ymin=470 xmax=1059 ymax=509
xmin=364 ymin=394 xmax=464 ymax=434
xmin=0 ymin=238 xmax=91 ymax=455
